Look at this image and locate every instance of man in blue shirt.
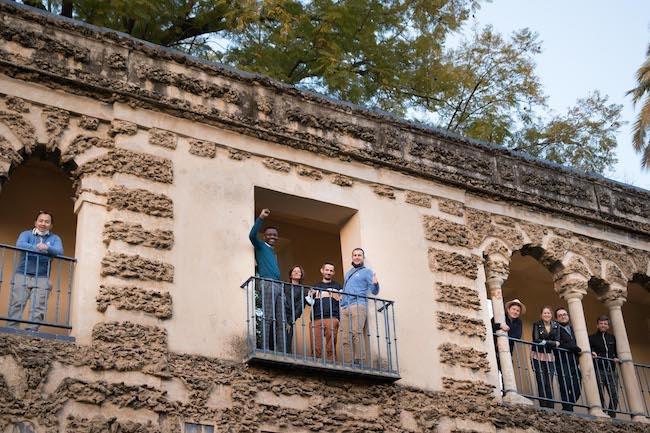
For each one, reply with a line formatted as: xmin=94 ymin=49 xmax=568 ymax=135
xmin=9 ymin=211 xmax=63 ymax=330
xmin=249 ymin=208 xmax=286 ymax=352
xmin=339 ymin=248 xmax=379 ymax=367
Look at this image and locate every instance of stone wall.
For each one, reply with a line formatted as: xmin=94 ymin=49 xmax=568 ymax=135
xmin=1 ymin=334 xmax=648 ymax=433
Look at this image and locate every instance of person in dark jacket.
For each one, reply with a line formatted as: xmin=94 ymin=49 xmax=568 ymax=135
xmin=589 ymin=315 xmax=620 ymax=417
xmin=554 ymin=307 xmax=582 ymax=412
xmin=283 ymin=265 xmax=309 ymax=354
xmin=309 ymin=262 xmax=342 ymax=362
xmin=531 ymin=306 xmax=560 ymax=408
xmin=492 ymin=299 xmax=525 ymax=353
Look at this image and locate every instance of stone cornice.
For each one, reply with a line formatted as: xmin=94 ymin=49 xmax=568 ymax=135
xmin=1 ymin=1 xmax=650 ymax=237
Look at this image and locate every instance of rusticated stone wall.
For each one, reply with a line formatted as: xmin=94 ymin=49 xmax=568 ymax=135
xmin=1 ymin=334 xmax=648 ymax=433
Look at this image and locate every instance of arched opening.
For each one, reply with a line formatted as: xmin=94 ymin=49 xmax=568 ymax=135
xmin=626 ymin=275 xmax=650 ymax=364
xmin=502 ymin=250 xmax=554 ymax=339
xmin=494 ymin=249 xmax=596 ymax=414
xmin=0 ymin=154 xmax=77 ymax=336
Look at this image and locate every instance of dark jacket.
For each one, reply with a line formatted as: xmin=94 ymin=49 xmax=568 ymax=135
xmin=492 ymin=315 xmax=522 ymax=352
xmin=284 ymin=284 xmax=309 ymax=324
xmin=492 ymin=315 xmax=523 ymax=340
xmin=589 ymin=331 xmax=618 ymax=370
xmin=312 ymin=281 xmax=342 ymax=320
xmin=556 ymin=323 xmax=581 ymax=371
xmin=531 ymin=320 xmax=560 ymax=353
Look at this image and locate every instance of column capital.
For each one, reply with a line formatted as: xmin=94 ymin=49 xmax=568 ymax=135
xmin=554 ymin=276 xmax=587 ymax=300
xmin=484 ymin=256 xmax=510 ymax=289
xmin=600 ymin=286 xmax=627 ymax=308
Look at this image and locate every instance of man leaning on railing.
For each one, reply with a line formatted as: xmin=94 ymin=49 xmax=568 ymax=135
xmin=8 ymin=210 xmax=63 ymax=331
xmin=589 ymin=315 xmax=620 ymax=418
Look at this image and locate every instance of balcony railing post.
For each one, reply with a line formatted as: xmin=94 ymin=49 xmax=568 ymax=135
xmin=602 ymin=293 xmax=649 ymax=422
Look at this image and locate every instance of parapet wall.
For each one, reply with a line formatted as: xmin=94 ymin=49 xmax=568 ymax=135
xmin=0 ymin=1 xmax=649 ymax=238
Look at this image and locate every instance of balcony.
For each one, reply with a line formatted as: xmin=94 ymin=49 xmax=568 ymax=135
xmin=507 ymin=336 xmax=650 ymax=419
xmin=241 ymin=276 xmax=400 ymax=381
xmin=0 ymin=243 xmax=75 ymax=340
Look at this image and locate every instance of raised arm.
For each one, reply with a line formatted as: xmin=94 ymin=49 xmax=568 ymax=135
xmin=249 ymin=217 xmax=263 ymax=248
xmin=370 ymin=270 xmax=379 ymax=295
xmin=249 ymin=209 xmax=270 ymax=248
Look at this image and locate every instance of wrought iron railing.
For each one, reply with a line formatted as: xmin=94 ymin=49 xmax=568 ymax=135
xmin=635 ymin=362 xmax=650 ymax=416
xmin=508 ymin=336 xmax=589 ymax=412
xmin=592 ymin=355 xmax=633 ymax=417
xmin=241 ymin=276 xmax=399 ymax=380
xmin=0 ymin=243 xmax=75 ymax=333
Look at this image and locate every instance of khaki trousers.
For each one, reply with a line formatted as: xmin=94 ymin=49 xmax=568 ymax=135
xmin=338 ymin=304 xmax=367 ymax=365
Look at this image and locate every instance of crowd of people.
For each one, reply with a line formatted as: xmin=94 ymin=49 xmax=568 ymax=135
xmin=494 ymin=299 xmax=621 ymax=416
xmin=249 ymin=208 xmax=379 ymax=367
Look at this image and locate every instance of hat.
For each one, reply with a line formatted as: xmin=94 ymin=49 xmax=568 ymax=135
xmin=505 ymin=299 xmax=526 ymax=315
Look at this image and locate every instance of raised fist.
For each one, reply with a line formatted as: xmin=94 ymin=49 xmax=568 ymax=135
xmin=259 ymin=208 xmax=271 ymax=219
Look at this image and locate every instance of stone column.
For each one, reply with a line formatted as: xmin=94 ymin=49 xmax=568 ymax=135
xmin=554 ymin=276 xmax=608 ymax=417
xmin=485 ymin=253 xmax=532 ymax=406
xmin=70 ymin=192 xmax=109 ymax=345
xmin=602 ymin=291 xmax=648 ymax=422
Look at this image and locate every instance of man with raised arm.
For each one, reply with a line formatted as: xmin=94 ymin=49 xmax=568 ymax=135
xmin=249 ymin=208 xmax=285 ymax=352
xmin=9 ymin=211 xmax=63 ymax=331
xmin=338 ymin=248 xmax=379 ymax=367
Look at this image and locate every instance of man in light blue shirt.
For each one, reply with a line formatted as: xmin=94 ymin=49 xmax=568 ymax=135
xmin=9 ymin=211 xmax=63 ymax=330
xmin=339 ymin=248 xmax=379 ymax=367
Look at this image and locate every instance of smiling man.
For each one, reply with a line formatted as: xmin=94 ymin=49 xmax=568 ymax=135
xmin=9 ymin=210 xmax=63 ymax=331
xmin=338 ymin=248 xmax=379 ymax=368
xmin=249 ymin=208 xmax=285 ymax=352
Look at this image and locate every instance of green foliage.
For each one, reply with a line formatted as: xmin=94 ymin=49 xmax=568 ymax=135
xmin=628 ymin=43 xmax=650 ymax=168
xmin=513 ymin=92 xmax=622 ymax=174
xmin=19 ymin=0 xmax=625 ymax=174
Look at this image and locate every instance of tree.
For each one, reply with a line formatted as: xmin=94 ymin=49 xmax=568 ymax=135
xmin=628 ymin=42 xmax=650 ymax=168
xmin=512 ymin=92 xmax=622 ymax=174
xmin=17 ymin=0 xmax=623 ymax=174
xmin=224 ymin=0 xmax=480 ymax=113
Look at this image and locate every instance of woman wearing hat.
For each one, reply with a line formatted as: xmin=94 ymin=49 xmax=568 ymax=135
xmin=492 ymin=299 xmax=525 ymax=352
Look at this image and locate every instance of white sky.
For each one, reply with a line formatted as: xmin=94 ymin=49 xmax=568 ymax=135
xmin=464 ymin=0 xmax=650 ymax=189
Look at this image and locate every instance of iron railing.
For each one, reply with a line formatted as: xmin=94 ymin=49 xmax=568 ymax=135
xmin=241 ymin=276 xmax=399 ymax=380
xmin=592 ymin=355 xmax=633 ymax=417
xmin=635 ymin=363 xmax=650 ymax=416
xmin=508 ymin=336 xmax=589 ymax=412
xmin=0 ymin=243 xmax=75 ymax=332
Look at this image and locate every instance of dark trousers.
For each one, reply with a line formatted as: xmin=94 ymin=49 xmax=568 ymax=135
xmin=259 ymin=280 xmax=288 ymax=353
xmin=596 ymin=367 xmax=619 ymax=415
xmin=555 ymin=354 xmax=582 ymax=411
xmin=532 ymin=359 xmax=555 ymax=408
